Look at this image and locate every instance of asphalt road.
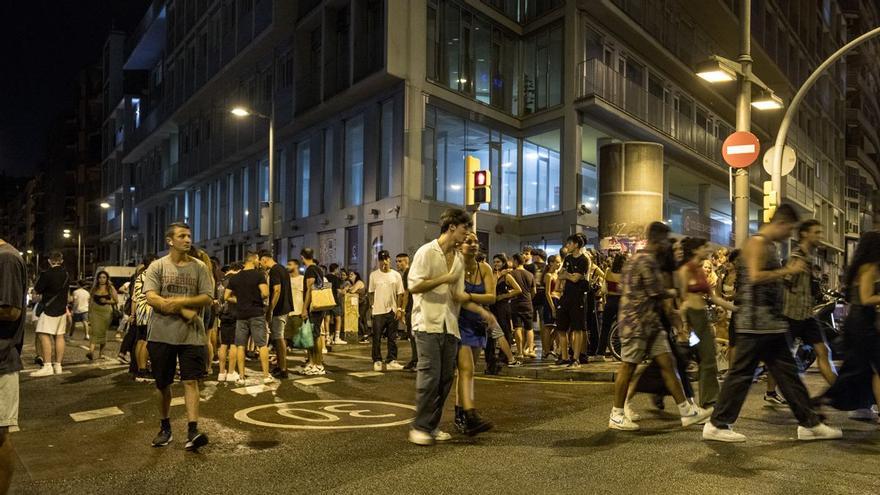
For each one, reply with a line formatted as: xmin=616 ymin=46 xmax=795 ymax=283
xmin=8 ymin=322 xmax=880 ymax=495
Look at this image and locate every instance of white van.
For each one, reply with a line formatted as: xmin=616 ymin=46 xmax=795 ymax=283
xmin=95 ymin=266 xmax=138 ymax=290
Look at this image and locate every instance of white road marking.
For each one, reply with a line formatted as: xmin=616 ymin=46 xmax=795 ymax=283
xmin=295 ymin=377 xmax=334 ymax=386
xmin=348 ymin=371 xmax=383 ymax=378
xmin=70 ymin=406 xmax=125 ymax=422
xmin=9 ymin=426 xmax=19 ymax=433
xmin=231 ymin=382 xmax=281 ymax=396
xmin=170 ymin=397 xmax=186 ymax=406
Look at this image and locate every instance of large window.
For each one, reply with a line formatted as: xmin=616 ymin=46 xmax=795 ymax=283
xmin=323 ymin=128 xmax=334 ymax=213
xmin=378 ymin=99 xmax=394 ymax=199
xmin=428 ymin=0 xmax=518 ymax=114
xmin=259 ymin=159 xmax=269 ymax=203
xmin=344 ymin=115 xmax=364 ymax=207
xmin=581 ymin=161 xmax=598 ymax=213
xmin=422 ymin=104 xmax=517 ymax=213
xmin=241 ymin=166 xmax=250 ymax=229
xmin=523 ymin=22 xmax=563 ymax=114
xmin=296 ymin=141 xmax=310 ymax=218
xmin=522 ymin=129 xmax=560 ymax=215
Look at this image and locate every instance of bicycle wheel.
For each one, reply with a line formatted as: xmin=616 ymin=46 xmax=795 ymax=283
xmin=609 ymin=320 xmax=622 ymax=361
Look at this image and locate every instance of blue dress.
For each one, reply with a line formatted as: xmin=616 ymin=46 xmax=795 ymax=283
xmin=459 ymin=268 xmax=488 ymax=349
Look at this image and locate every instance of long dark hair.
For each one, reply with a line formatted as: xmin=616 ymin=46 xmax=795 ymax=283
xmin=844 ymin=231 xmax=880 ymax=299
xmin=92 ymin=270 xmax=111 ymax=293
xmin=680 ymin=237 xmax=708 ymax=267
xmin=611 ymin=253 xmax=626 ymax=273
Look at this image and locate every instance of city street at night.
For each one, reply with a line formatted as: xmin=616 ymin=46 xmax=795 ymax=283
xmin=8 ymin=319 xmax=880 ymax=495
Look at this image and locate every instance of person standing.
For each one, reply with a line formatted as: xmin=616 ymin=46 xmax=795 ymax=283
xmin=541 ymin=255 xmax=561 ymax=360
xmin=598 ymin=254 xmax=625 ymax=360
xmin=703 ymin=205 xmax=841 ymax=442
xmin=407 ymin=208 xmax=471 ymax=446
xmin=70 ymin=281 xmax=90 ymax=340
xmin=608 ymin=222 xmax=712 ymax=431
xmin=31 ymin=251 xmax=69 ymax=377
xmin=143 ymin=222 xmax=214 ymax=450
xmin=0 ymin=239 xmax=27 ymax=494
xmin=369 ymin=250 xmax=405 ymax=371
xmin=345 ymin=271 xmax=368 ymax=345
xmin=396 ymin=253 xmax=418 ymax=370
xmin=87 ymin=271 xmax=117 ymax=361
xmin=326 ymin=264 xmax=346 ymax=345
xmin=131 ymin=255 xmax=158 ymax=381
xmin=260 ymin=250 xmax=292 ymax=379
xmin=530 ymin=249 xmax=547 ymax=357
xmin=509 ymin=253 xmax=536 ymax=360
xmin=555 ymin=235 xmax=588 ymax=367
xmin=226 ymin=252 xmax=271 ymax=384
xmin=217 ymin=263 xmax=241 ymax=383
xmin=300 ymin=248 xmax=327 ymax=376
xmin=783 ymin=219 xmax=836 ymax=386
xmin=285 ymin=259 xmax=305 ymax=365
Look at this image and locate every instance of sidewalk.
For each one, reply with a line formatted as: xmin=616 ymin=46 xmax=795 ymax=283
xmin=326 ymin=336 xmax=618 ymax=382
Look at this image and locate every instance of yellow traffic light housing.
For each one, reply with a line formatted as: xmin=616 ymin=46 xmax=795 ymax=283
xmin=466 ymin=156 xmax=491 ymax=206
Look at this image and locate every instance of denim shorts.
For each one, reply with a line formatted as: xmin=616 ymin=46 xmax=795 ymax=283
xmin=235 ymin=316 xmax=268 ymax=347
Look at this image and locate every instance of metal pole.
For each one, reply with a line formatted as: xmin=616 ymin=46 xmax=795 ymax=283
xmin=771 ymin=26 xmax=880 ymax=197
xmin=268 ymin=96 xmax=276 ymax=257
xmin=120 ymin=207 xmax=125 ymax=264
xmin=733 ymin=0 xmax=752 ymax=248
xmin=77 ymin=232 xmax=82 ymax=280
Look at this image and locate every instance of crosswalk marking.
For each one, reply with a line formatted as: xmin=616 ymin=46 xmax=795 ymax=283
xmin=170 ymin=397 xmax=185 ymax=406
xmin=70 ymin=406 xmax=125 ymax=422
xmin=295 ymin=377 xmax=334 ymax=386
xmin=348 ymin=371 xmax=383 ymax=378
xmin=231 ymin=382 xmax=281 ymax=395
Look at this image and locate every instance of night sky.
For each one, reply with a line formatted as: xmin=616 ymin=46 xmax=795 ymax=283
xmin=0 ymin=0 xmax=151 ymax=177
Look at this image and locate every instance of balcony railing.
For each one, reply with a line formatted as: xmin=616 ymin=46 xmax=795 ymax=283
xmin=577 ymin=58 xmax=725 ymax=167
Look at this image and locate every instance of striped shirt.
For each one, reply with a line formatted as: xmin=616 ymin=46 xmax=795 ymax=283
xmin=132 ymin=271 xmax=153 ymax=326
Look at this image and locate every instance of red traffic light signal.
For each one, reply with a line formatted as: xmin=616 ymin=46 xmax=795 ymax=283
xmin=474 ymin=170 xmax=488 ymax=186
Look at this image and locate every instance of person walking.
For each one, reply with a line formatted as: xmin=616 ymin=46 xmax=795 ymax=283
xmin=131 ymin=255 xmax=158 ymax=381
xmin=226 ymin=252 xmax=271 ymax=384
xmin=31 ymin=251 xmax=69 ymax=377
xmin=703 ymin=205 xmax=841 ymax=442
xmin=260 ymin=250 xmax=292 ymax=379
xmin=407 ymin=208 xmax=471 ymax=446
xmin=598 ymin=253 xmax=625 ymax=360
xmin=143 ymin=222 xmax=214 ymax=450
xmin=369 ymin=250 xmax=405 ymax=371
xmin=608 ymin=222 xmax=712 ymax=431
xmin=0 ymin=238 xmax=27 ymax=494
xmin=70 ymin=281 xmax=90 ymax=340
xmin=87 ymin=271 xmax=117 ymax=361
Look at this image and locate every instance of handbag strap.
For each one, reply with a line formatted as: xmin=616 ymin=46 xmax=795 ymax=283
xmin=41 ymin=272 xmax=69 ymax=309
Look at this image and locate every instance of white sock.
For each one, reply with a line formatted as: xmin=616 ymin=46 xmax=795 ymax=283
xmin=677 ymin=401 xmax=693 ymax=416
xmin=612 ymin=407 xmax=625 ymax=416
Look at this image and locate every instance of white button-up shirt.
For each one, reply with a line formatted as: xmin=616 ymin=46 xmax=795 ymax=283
xmin=408 ymin=239 xmax=465 ymax=338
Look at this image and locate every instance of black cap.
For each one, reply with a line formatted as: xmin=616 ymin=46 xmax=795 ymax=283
xmin=377 ymin=250 xmax=391 ymax=260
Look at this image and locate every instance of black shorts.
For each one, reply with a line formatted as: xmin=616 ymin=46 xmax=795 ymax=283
xmin=511 ymin=307 xmax=534 ymax=331
xmin=135 ymin=324 xmax=149 ymax=341
xmin=147 ymin=341 xmax=207 ymax=390
xmin=307 ymin=313 xmax=324 ymax=339
xmin=543 ymin=299 xmax=559 ymax=325
xmin=556 ymin=297 xmax=586 ymax=332
xmin=787 ymin=317 xmax=824 ymax=345
xmin=728 ymin=317 xmax=736 ymax=348
xmin=219 ymin=320 xmax=236 ymax=346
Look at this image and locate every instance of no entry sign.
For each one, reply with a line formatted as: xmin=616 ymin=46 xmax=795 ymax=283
xmin=722 ymin=131 xmax=761 ymax=168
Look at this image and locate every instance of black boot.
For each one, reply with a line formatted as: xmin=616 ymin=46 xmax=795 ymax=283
xmin=454 ymin=406 xmax=466 ymax=434
xmin=463 ymin=409 xmax=493 ymax=436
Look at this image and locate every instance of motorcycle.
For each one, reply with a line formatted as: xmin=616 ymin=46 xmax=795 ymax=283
xmin=812 ymin=288 xmax=846 ymax=359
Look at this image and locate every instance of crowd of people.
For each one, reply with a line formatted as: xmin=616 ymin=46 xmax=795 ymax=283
xmin=2 ymin=201 xmax=880 ymax=470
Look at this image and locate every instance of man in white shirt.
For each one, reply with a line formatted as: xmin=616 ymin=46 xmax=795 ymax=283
xmin=407 ymin=208 xmax=471 ymax=446
xmin=369 ymin=250 xmax=405 ymax=371
xmin=286 ymin=258 xmax=305 ymax=348
xmin=70 ymin=281 xmax=90 ymax=340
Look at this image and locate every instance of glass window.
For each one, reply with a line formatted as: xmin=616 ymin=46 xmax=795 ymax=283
xmin=435 ymin=109 xmax=466 ymax=204
xmin=227 ymin=173 xmax=234 ymax=234
xmin=194 ymin=189 xmax=202 ymax=242
xmin=443 ymin=3 xmax=462 ymax=93
xmin=296 ymin=141 xmax=310 ymax=218
xmin=523 ymin=23 xmax=563 ymax=114
xmin=323 ymin=128 xmax=334 ymax=214
xmin=522 ymin=128 xmax=560 ymax=215
xmin=499 ymin=133 xmax=518 ymax=214
xmin=259 ymin=160 xmax=269 ymax=203
xmin=581 ymin=161 xmax=598 ymax=213
xmin=241 ymin=166 xmax=250 ymax=229
xmin=474 ymin=17 xmax=491 ymax=104
xmin=344 ymin=115 xmax=364 ymax=207
xmin=378 ymin=99 xmax=394 ymax=199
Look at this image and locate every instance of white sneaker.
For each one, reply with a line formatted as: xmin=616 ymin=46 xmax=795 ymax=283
xmin=322 ymin=347 xmax=328 ymax=354
xmin=218 ymin=373 xmax=227 ymax=382
xmin=432 ymin=430 xmax=452 ymax=442
xmin=30 ymin=364 xmax=54 ymax=377
xmin=702 ymin=422 xmax=746 ymax=442
xmin=263 ymin=376 xmax=276 ymax=384
xmin=408 ymin=428 xmax=435 ymax=446
xmin=312 ymin=365 xmax=326 ymax=376
xmin=681 ymin=406 xmax=713 ymax=427
xmin=608 ymin=412 xmax=639 ymax=431
xmin=797 ymin=423 xmax=843 ymax=441
xmin=334 ymin=338 xmax=348 ymax=345
xmin=624 ymin=402 xmax=641 ymax=422
xmin=373 ymin=361 xmax=383 ymax=372
xmin=226 ymin=371 xmax=240 ymax=383
xmin=52 ymin=363 xmax=63 ymax=375
xmin=235 ymin=378 xmax=247 ymax=386
xmin=301 ymin=364 xmax=317 ymax=375
xmin=385 ymin=361 xmax=404 ymax=371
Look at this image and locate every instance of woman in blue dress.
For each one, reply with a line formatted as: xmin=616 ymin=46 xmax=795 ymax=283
xmin=454 ymin=232 xmax=499 ymax=436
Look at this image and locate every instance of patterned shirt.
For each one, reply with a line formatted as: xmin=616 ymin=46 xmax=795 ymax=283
xmin=132 ymin=271 xmax=152 ymax=326
xmin=617 ymin=251 xmax=665 ymax=340
xmin=734 ymin=235 xmax=788 ymax=334
xmin=782 ymin=245 xmax=815 ymax=321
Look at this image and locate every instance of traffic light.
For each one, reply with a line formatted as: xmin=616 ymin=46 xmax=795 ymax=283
xmin=465 ymin=156 xmax=491 ymax=206
xmin=762 ymin=180 xmax=777 ymax=223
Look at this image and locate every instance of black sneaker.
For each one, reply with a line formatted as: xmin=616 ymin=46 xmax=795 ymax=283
xmin=554 ymin=358 xmax=570 ymax=366
xmin=271 ymin=368 xmax=289 ymax=379
xmin=764 ymin=392 xmax=787 ymax=406
xmin=185 ymin=431 xmax=209 ymax=451
xmin=464 ymin=409 xmax=494 ymax=436
xmin=454 ymin=407 xmax=467 ymax=434
xmin=403 ymin=361 xmax=418 ymax=371
xmin=86 ymin=352 xmax=94 ymax=361
xmin=152 ymin=429 xmax=172 ymax=447
xmin=35 ymin=356 xmax=44 ymax=366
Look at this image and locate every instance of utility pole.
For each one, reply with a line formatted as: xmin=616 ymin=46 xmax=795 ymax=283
xmin=733 ymin=0 xmax=752 ymax=248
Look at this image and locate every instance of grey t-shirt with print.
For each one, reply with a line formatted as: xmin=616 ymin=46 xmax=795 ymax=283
xmin=143 ymin=256 xmax=213 ymax=346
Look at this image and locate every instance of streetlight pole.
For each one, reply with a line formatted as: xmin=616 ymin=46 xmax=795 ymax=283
xmin=120 ymin=206 xmax=125 ymax=265
xmin=732 ymin=0 xmax=752 ymax=248
xmin=267 ymin=94 xmax=275 ymax=258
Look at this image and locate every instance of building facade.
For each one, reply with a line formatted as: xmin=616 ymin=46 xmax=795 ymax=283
xmin=103 ymin=0 xmax=875 ymax=282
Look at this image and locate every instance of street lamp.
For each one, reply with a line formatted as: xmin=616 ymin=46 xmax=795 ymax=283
xmin=231 ymin=101 xmax=275 ymax=256
xmin=694 ymin=0 xmax=783 ymax=247
xmin=61 ymin=229 xmax=82 ymax=280
xmin=101 ymin=201 xmax=124 ymax=264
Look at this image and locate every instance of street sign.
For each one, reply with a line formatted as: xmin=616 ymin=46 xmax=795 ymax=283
xmin=762 ymin=145 xmax=797 ymax=176
xmin=722 ymin=131 xmax=761 ymax=168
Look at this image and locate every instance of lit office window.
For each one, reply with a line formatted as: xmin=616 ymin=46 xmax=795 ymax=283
xmin=296 ymin=142 xmax=310 ymax=218
xmin=344 ymin=115 xmax=364 ymax=207
xmin=522 ymin=129 xmax=560 ymax=215
xmin=378 ymin=100 xmax=394 ymax=199
xmin=259 ymin=160 xmax=269 ymax=203
xmin=581 ymin=161 xmax=598 ymax=214
xmin=242 ymin=166 xmax=250 ymax=230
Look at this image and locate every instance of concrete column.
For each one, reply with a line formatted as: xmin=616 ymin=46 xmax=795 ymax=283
xmin=598 ymin=142 xmax=664 ymax=239
xmin=698 ymin=183 xmax=712 ymax=217
xmin=562 ymin=0 xmax=582 ymax=220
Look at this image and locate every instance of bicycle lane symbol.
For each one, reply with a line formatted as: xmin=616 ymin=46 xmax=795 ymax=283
xmin=234 ymin=400 xmax=416 ymax=430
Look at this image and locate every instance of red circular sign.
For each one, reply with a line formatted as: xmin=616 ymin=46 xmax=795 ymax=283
xmin=722 ymin=131 xmax=761 ymax=168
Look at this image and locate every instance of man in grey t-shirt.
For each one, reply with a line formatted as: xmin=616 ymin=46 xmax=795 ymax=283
xmin=144 ymin=222 xmax=213 ymax=451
